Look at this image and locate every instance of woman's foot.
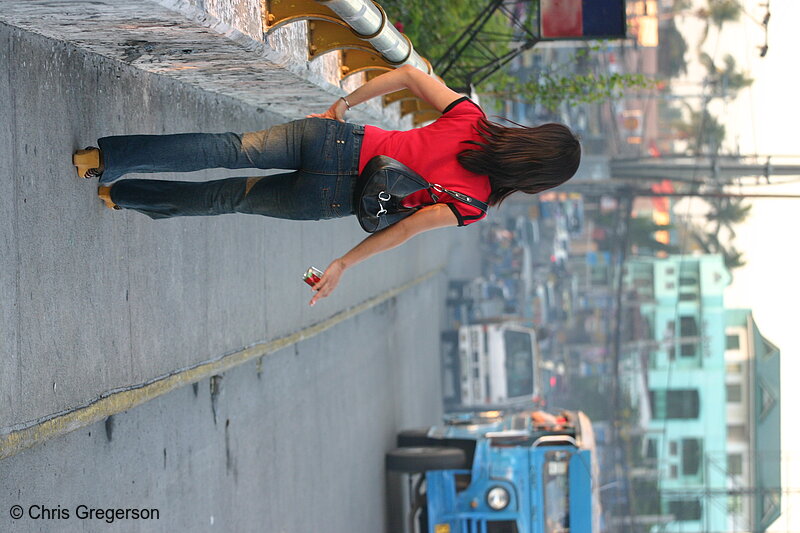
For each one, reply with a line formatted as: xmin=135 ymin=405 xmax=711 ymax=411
xmin=97 ymin=186 xmax=120 ymax=210
xmin=73 ymin=147 xmax=103 ymax=179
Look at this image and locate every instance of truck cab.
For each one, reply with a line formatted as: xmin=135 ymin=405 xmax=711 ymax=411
xmin=386 ymin=410 xmax=600 ymax=533
xmin=442 ymin=324 xmax=541 ymax=410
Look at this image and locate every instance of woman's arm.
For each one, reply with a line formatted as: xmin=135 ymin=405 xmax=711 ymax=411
xmin=307 ymin=65 xmax=464 ymax=121
xmin=309 ymin=203 xmax=458 ymax=305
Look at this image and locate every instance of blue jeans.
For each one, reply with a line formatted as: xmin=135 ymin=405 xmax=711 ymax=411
xmin=99 ymin=118 xmax=364 ymax=220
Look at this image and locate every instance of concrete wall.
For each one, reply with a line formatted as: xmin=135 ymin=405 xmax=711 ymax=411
xmin=0 ymin=0 xmax=411 ymax=129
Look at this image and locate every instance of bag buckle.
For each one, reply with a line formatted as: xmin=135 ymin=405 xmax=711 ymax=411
xmin=430 ymin=184 xmax=445 ymax=203
xmin=376 ymin=190 xmax=391 ymax=217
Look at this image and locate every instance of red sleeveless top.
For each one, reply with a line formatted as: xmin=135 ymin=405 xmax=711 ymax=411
xmin=357 ymin=97 xmax=490 ymax=226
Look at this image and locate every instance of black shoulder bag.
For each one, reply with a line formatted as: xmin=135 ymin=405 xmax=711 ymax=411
xmin=353 ymin=155 xmax=488 ymax=233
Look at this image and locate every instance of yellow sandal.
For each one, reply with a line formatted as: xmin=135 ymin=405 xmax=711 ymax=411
xmin=97 ymin=186 xmax=120 ymax=210
xmin=73 ymin=147 xmax=103 ymax=179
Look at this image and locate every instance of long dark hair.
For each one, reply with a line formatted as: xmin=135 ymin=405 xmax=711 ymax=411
xmin=457 ymin=118 xmax=581 ymax=206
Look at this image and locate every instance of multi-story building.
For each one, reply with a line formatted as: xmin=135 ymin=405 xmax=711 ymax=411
xmin=633 ymin=255 xmax=729 ymax=531
xmin=622 ymin=255 xmax=781 ymax=531
xmin=721 ymin=309 xmax=782 ymax=532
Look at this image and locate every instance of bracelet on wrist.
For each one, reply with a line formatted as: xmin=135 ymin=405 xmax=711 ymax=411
xmin=340 ymin=96 xmax=352 ymax=111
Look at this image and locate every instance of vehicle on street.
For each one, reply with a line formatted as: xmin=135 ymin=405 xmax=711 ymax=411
xmin=386 ymin=409 xmax=601 ymax=533
xmin=441 ymin=323 xmax=541 ymax=411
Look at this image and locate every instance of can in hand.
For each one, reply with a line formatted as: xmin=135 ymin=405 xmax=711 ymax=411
xmin=303 ymin=266 xmax=324 ymax=287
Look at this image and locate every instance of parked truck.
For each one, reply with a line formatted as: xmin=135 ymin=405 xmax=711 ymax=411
xmin=441 ymin=323 xmax=541 ymax=411
xmin=386 ymin=409 xmax=601 ymax=533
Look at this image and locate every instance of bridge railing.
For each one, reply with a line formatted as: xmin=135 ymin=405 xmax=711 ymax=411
xmin=263 ymin=0 xmax=441 ymax=126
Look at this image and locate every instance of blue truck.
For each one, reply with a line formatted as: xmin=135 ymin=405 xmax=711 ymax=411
xmin=386 ymin=409 xmax=600 ymax=533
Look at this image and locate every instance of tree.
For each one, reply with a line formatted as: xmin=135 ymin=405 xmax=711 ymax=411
xmin=627 ymin=217 xmax=680 ymax=255
xmin=671 ymin=0 xmax=694 ymax=10
xmin=670 ymin=108 xmax=726 ymax=153
xmin=704 ymin=195 xmax=752 ymax=237
xmin=690 ymin=194 xmax=752 ymax=272
xmin=594 ymin=214 xmax=678 ymax=256
xmin=657 ymin=19 xmax=690 ymax=78
xmin=698 ymin=53 xmax=753 ymax=99
xmin=691 ymin=230 xmax=747 ymax=270
xmin=492 ymin=71 xmax=656 ymax=113
xmin=707 ymin=0 xmax=742 ymax=27
xmin=696 ymin=0 xmax=742 ymax=46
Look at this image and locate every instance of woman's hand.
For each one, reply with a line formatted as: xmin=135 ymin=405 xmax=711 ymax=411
xmin=309 ymin=258 xmax=346 ymax=306
xmin=306 ymin=98 xmax=347 ymax=122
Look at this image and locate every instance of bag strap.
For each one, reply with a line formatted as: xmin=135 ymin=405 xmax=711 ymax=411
xmin=428 ymin=183 xmax=488 ymax=214
xmin=360 ymin=155 xmax=489 ymax=214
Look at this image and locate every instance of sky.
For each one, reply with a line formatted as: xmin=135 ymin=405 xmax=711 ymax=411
xmin=675 ymin=1 xmax=800 ymax=530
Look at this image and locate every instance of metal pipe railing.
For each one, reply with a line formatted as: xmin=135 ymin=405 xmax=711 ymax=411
xmin=317 ymin=0 xmax=431 ymax=73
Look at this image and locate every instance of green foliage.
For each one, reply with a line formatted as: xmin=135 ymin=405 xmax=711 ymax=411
xmin=486 ymin=45 xmax=657 ymax=112
xmin=707 ymin=0 xmax=742 ymax=27
xmin=381 ymin=2 xmax=656 ymax=113
xmin=493 ymin=71 xmax=656 ymax=112
xmin=699 ymin=52 xmax=754 ymax=97
xmin=695 ymin=0 xmax=742 ymax=45
xmin=692 ymin=230 xmax=747 ymax=270
xmin=657 ymin=19 xmax=689 ymax=78
xmin=672 ymin=0 xmax=694 ymax=10
xmin=670 ymin=108 xmax=726 ymax=153
xmin=593 ymin=213 xmax=678 ymax=255
xmin=705 ymin=196 xmax=752 ymax=237
xmin=379 ymin=0 xmax=511 ymax=71
xmin=692 ymin=195 xmax=752 ymax=271
xmin=627 ymin=217 xmax=679 ymax=255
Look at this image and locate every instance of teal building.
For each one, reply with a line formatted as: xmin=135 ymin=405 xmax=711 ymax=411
xmin=624 ymin=255 xmax=781 ymax=531
xmin=723 ymin=309 xmax=782 ymax=532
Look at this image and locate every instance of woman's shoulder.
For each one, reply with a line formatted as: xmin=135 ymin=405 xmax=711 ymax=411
xmin=441 ymin=96 xmax=485 ymax=117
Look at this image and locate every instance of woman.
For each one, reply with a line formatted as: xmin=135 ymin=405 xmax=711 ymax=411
xmin=73 ymin=65 xmax=581 ymax=306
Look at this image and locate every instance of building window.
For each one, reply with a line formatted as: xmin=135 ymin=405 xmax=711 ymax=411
xmin=726 ymin=334 xmax=740 ymax=350
xmin=666 ymin=267 xmax=675 ymax=275
xmin=670 ymin=464 xmax=678 ymax=478
xmin=728 ymin=453 xmax=743 ymax=476
xmin=726 ymin=383 xmax=742 ymax=403
xmin=729 ymin=495 xmax=743 ymax=514
xmin=679 ymin=276 xmax=697 ymax=286
xmin=669 ymin=441 xmax=678 ymax=455
xmin=650 ymin=389 xmax=700 ymax=419
xmin=727 ymin=424 xmax=747 ymax=441
xmin=646 ymin=439 xmax=658 ymax=459
xmin=679 ymin=292 xmax=697 ymax=302
xmin=680 ymin=342 xmax=697 ymax=357
xmin=668 ymin=499 xmax=702 ymax=521
xmin=679 ymin=316 xmax=698 ymax=337
xmin=682 ymin=439 xmax=701 ymax=476
xmin=726 ymin=362 xmax=743 ymax=374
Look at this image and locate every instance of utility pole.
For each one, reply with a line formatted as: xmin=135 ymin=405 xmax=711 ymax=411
xmin=610 ymin=154 xmax=800 ymax=185
xmin=558 ymin=183 xmax=800 ymax=200
xmin=606 ymin=192 xmax=638 ymax=533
